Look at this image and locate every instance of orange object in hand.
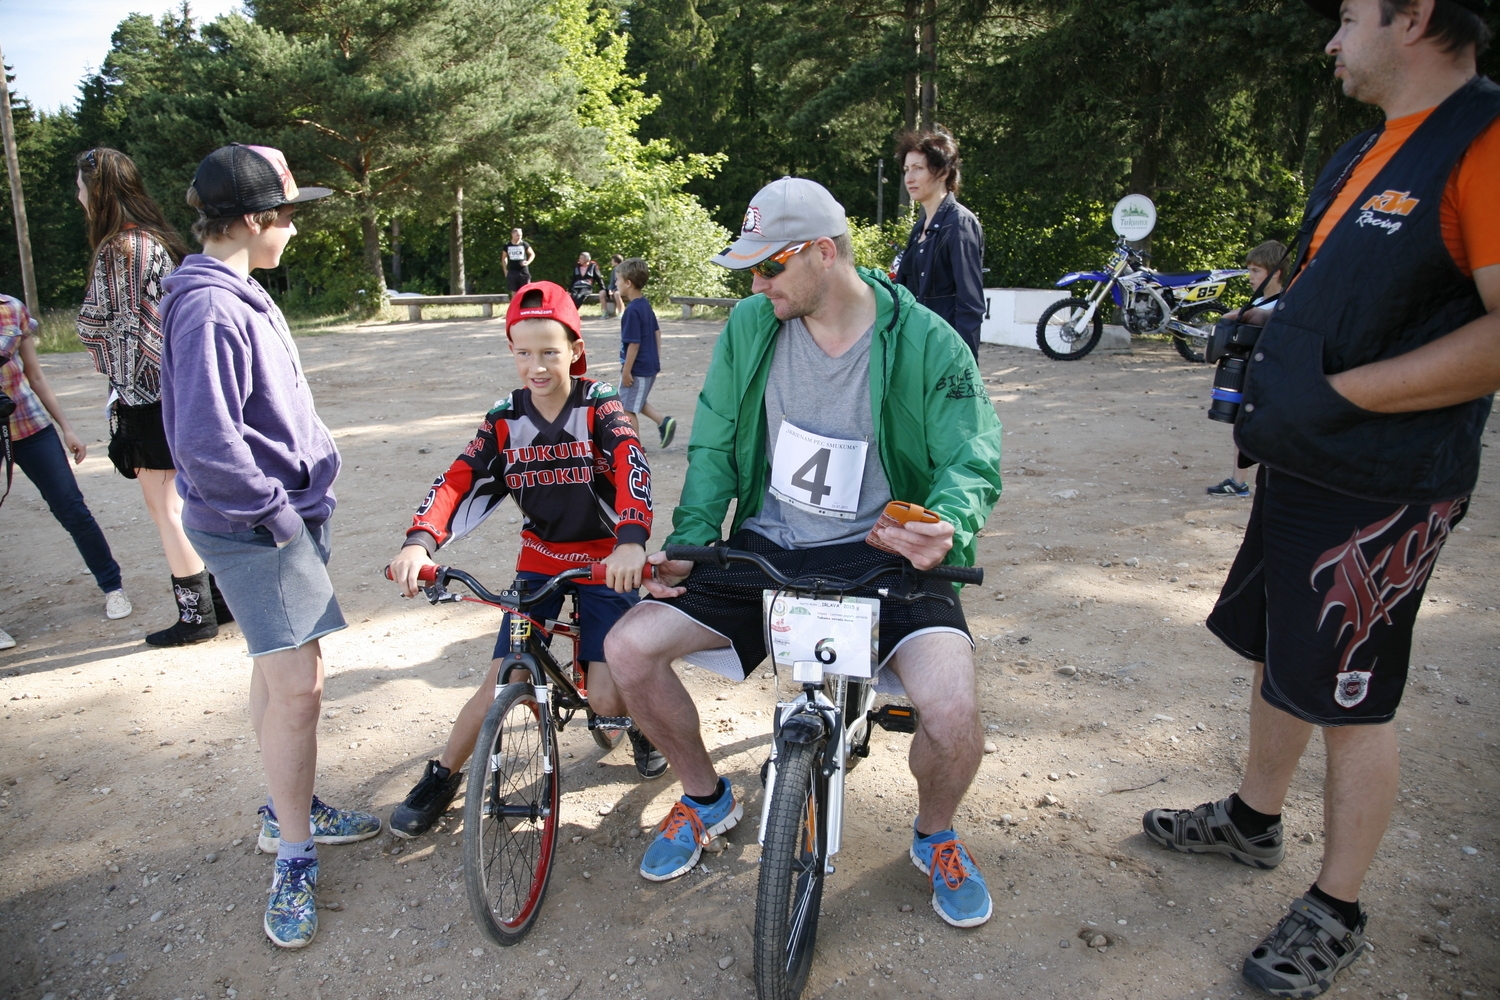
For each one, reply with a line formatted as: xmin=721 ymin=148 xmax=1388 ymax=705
xmin=865 ymin=500 xmax=941 ymax=554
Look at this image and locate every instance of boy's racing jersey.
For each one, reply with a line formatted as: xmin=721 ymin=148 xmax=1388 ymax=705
xmin=406 ymin=378 xmax=652 ymax=574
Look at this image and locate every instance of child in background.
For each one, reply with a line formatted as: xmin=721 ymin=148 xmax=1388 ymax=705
xmin=616 ymin=257 xmax=676 ymax=447
xmin=385 ymin=281 xmax=666 ymax=842
xmin=1205 ymin=240 xmax=1287 ymax=498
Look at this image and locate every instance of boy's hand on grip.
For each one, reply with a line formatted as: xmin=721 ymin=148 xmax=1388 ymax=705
xmin=641 ymin=548 xmax=692 ymax=599
xmin=603 ymin=543 xmax=647 ymax=593
xmin=389 ymin=543 xmax=436 ymax=598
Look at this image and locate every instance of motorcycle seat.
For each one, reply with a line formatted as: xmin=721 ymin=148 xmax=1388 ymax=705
xmin=1152 ymin=271 xmax=1213 ymax=287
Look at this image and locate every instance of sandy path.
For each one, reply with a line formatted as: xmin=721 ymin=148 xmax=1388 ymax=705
xmin=1 ymin=314 xmax=1495 ymax=1000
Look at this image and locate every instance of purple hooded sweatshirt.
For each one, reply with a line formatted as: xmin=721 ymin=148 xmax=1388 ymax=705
xmin=160 ymin=254 xmax=340 ymax=544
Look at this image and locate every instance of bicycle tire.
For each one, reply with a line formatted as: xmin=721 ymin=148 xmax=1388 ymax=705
xmin=754 ymin=739 xmax=827 ymax=1000
xmin=463 ymin=681 xmax=560 ymax=947
xmin=1036 ymin=298 xmax=1104 ymax=360
xmin=1172 ymin=301 xmax=1223 ymax=363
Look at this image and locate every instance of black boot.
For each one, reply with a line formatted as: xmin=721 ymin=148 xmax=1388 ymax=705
xmin=145 ymin=571 xmax=219 ymax=647
xmin=208 ymin=574 xmax=234 ymax=624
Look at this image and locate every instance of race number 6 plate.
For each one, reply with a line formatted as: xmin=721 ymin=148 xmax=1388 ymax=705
xmin=763 ymin=591 xmax=879 ymax=678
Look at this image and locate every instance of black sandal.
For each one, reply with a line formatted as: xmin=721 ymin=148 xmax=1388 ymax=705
xmin=1241 ymin=893 xmax=1368 ymax=998
xmin=1142 ymin=796 xmax=1285 ymax=868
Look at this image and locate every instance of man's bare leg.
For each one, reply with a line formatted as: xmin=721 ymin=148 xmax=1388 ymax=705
xmin=885 ymin=632 xmax=983 ymax=833
xmin=1236 ymin=661 xmax=1315 ymax=815
xmin=603 ymin=602 xmax=728 ymax=798
xmin=1316 ymin=721 xmax=1398 ymax=902
xmin=250 ymin=641 xmax=324 ymax=843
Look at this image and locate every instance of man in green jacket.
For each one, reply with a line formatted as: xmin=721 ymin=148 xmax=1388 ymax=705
xmin=604 ymin=177 xmax=1002 ymax=928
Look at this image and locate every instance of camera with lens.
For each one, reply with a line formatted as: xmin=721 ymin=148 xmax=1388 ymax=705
xmin=1205 ymin=313 xmax=1265 ymax=424
xmin=0 ymin=352 xmax=14 ymax=421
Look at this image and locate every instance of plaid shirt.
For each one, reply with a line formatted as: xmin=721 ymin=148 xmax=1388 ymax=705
xmin=0 ymin=294 xmax=51 ymax=441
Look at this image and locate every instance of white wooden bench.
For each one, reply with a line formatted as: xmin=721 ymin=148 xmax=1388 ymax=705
xmin=668 ymin=296 xmax=742 ymax=320
xmin=388 ymin=293 xmax=510 ymax=321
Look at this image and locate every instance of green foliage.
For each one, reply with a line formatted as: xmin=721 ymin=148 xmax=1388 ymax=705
xmin=846 ymin=214 xmax=910 ymax=273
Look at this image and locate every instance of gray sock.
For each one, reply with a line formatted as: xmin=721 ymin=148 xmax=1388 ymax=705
xmin=277 ymin=836 xmax=316 ymax=863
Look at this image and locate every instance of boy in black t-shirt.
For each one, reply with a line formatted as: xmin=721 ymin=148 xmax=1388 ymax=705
xmin=616 ymin=257 xmax=676 ymax=447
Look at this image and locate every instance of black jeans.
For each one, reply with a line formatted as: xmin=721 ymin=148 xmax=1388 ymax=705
xmin=12 ymin=424 xmax=123 ymax=592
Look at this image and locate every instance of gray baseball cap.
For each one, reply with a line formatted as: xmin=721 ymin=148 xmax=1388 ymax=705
xmin=711 ymin=177 xmax=849 ymax=270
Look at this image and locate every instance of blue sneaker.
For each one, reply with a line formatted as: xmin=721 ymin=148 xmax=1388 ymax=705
xmin=263 ymin=856 xmax=319 ymax=948
xmin=257 ymin=795 xmax=383 ymax=852
xmin=910 ymin=826 xmax=994 ymax=928
xmin=639 ymin=778 xmax=742 ymax=882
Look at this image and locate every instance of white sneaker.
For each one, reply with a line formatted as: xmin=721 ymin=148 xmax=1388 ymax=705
xmin=0 ymin=628 xmax=14 ymax=650
xmin=104 ymin=590 xmax=133 ymax=620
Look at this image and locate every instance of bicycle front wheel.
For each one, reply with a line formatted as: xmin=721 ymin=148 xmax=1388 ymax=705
xmin=754 ymin=739 xmax=827 ymax=1000
xmin=463 ymin=681 xmax=560 ymax=946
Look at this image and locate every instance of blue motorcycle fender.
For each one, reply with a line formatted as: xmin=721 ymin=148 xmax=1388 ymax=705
xmin=1055 ymin=270 xmax=1110 ymax=287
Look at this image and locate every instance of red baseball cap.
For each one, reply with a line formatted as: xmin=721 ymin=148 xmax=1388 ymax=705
xmin=505 ymin=281 xmax=586 ymax=376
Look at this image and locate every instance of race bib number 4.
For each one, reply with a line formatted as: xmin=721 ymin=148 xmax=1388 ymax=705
xmin=768 ymin=421 xmax=867 ymax=519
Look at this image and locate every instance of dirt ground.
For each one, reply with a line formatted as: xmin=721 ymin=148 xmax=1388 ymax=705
xmin=2 ymin=313 xmax=1497 ymax=1000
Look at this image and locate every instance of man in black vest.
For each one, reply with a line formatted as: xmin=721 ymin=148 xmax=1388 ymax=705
xmin=1141 ymin=2 xmax=1499 ymax=996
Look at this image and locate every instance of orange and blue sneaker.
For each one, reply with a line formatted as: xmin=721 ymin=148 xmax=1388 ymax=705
xmin=910 ymin=826 xmax=994 ymax=928
xmin=639 ymin=778 xmax=742 ymax=881
xmin=263 ymin=856 xmax=319 ymax=949
xmin=257 ymin=795 xmax=382 ymax=853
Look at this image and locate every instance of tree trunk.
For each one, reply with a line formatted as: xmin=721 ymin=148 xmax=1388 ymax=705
xmin=1128 ymin=61 xmax=1164 ymax=253
xmin=919 ymin=0 xmax=937 ymax=130
xmin=449 ymin=183 xmax=466 ymax=295
xmin=899 ymin=0 xmax=918 ymax=208
xmin=0 ymin=41 xmax=39 ymax=317
xmin=390 ymin=216 xmax=402 ymax=286
xmin=357 ymin=197 xmax=386 ymax=310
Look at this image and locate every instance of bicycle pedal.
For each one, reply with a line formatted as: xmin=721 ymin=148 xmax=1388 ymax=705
xmin=588 ymin=715 xmax=632 ymax=732
xmin=869 ymin=704 xmax=918 ymax=733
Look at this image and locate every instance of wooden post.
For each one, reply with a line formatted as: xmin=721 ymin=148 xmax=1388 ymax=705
xmin=0 ymin=42 xmax=39 ymax=318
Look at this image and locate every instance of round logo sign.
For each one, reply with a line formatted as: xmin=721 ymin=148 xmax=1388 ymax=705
xmin=1111 ymin=194 xmax=1157 ymax=240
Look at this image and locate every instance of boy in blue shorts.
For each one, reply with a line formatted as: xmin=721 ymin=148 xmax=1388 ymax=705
xmin=386 ymin=281 xmax=665 ymax=838
xmin=616 ymin=257 xmax=676 ymax=447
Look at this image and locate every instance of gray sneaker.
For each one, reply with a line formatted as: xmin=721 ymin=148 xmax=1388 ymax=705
xmin=1241 ymin=893 xmax=1367 ymax=998
xmin=1142 ymin=795 xmax=1284 ymax=869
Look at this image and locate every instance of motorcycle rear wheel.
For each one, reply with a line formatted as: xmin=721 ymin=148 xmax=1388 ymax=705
xmin=1036 ymin=298 xmax=1105 ymax=360
xmin=1172 ymin=301 xmax=1225 ymax=364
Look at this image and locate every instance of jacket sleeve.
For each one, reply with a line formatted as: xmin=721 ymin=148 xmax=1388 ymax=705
xmin=920 ymin=332 xmax=1002 ymax=565
xmin=164 ymin=312 xmax=304 ymax=544
xmin=590 ymin=387 xmax=653 ymax=547
xmin=667 ymin=317 xmax=745 ymax=547
xmin=948 ymin=212 xmax=987 ymax=345
xmin=405 ymin=409 xmax=512 ymax=553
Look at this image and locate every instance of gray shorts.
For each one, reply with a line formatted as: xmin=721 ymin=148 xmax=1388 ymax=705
xmin=186 ymin=519 xmax=347 ymax=657
xmin=617 ymin=375 xmax=655 ymax=413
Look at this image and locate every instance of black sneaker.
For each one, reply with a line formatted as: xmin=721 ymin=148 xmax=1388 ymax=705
xmin=1205 ymin=477 xmax=1250 ymax=498
xmin=658 ymin=416 xmax=677 ymax=448
xmin=627 ymin=728 xmax=668 ymax=780
xmin=389 ymin=760 xmax=463 ymax=839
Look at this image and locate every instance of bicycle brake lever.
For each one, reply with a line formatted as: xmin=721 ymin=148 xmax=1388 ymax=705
xmin=422 ymin=582 xmax=457 ymax=604
xmin=875 ymin=585 xmax=955 ymax=608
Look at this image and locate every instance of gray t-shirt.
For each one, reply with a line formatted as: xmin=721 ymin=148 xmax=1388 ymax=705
xmin=741 ymin=317 xmax=891 ymax=548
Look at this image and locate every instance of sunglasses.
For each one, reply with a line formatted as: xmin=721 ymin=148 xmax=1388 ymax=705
xmin=749 ymin=240 xmax=814 ymax=279
xmin=83 ymin=148 xmax=98 ymax=171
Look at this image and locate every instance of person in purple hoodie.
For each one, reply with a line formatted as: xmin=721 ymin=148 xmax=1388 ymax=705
xmin=159 ymin=144 xmax=381 ymax=950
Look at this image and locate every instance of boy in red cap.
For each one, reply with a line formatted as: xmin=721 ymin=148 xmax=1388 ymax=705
xmin=385 ymin=281 xmax=661 ymax=838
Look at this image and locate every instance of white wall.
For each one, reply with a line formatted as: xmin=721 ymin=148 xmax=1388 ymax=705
xmin=980 ymin=288 xmax=1130 ymax=352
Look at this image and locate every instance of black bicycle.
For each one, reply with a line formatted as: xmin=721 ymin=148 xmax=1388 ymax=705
xmin=395 ymin=562 xmax=653 ymax=946
xmin=661 ymin=544 xmax=982 ymax=1000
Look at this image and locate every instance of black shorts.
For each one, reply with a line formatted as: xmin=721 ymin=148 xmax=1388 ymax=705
xmin=108 ymin=399 xmax=175 ymax=479
xmin=1207 ymin=466 xmax=1466 ymax=726
xmin=506 ymin=270 xmax=530 ymax=294
xmin=648 ymin=529 xmax=971 ymax=680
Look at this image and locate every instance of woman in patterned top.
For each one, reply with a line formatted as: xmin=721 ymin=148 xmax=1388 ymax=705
xmin=76 ymin=147 xmax=230 ymax=647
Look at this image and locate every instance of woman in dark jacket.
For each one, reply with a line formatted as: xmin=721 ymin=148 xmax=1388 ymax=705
xmin=894 ymin=126 xmax=986 ymax=358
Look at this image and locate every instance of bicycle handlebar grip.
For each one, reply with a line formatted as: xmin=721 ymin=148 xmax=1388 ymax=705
xmin=587 ymin=563 xmax=657 ymax=585
xmin=383 ymin=564 xmax=442 ymax=583
xmin=923 ymin=564 xmax=985 ymax=585
xmin=662 ymin=545 xmax=729 ymax=566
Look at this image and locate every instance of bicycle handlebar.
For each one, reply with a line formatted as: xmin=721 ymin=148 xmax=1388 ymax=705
xmin=661 ymin=545 xmax=983 ymax=588
xmin=383 ymin=561 xmax=655 ymax=609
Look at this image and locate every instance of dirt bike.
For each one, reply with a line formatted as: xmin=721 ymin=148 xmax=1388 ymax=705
xmin=1036 ymin=238 xmax=1245 ymax=362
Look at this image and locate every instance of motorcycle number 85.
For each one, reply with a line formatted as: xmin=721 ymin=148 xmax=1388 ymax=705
xmin=1181 ymin=282 xmax=1226 ymax=303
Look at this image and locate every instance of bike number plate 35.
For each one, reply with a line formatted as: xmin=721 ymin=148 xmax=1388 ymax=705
xmin=763 ymin=591 xmax=879 ymax=678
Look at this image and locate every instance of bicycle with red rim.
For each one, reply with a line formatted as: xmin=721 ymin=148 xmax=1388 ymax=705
xmin=389 ymin=561 xmax=654 ymax=946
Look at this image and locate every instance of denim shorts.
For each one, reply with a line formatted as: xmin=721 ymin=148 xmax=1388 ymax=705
xmin=186 ymin=518 xmax=347 ymax=657
xmin=617 ymin=375 xmax=655 ymax=413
